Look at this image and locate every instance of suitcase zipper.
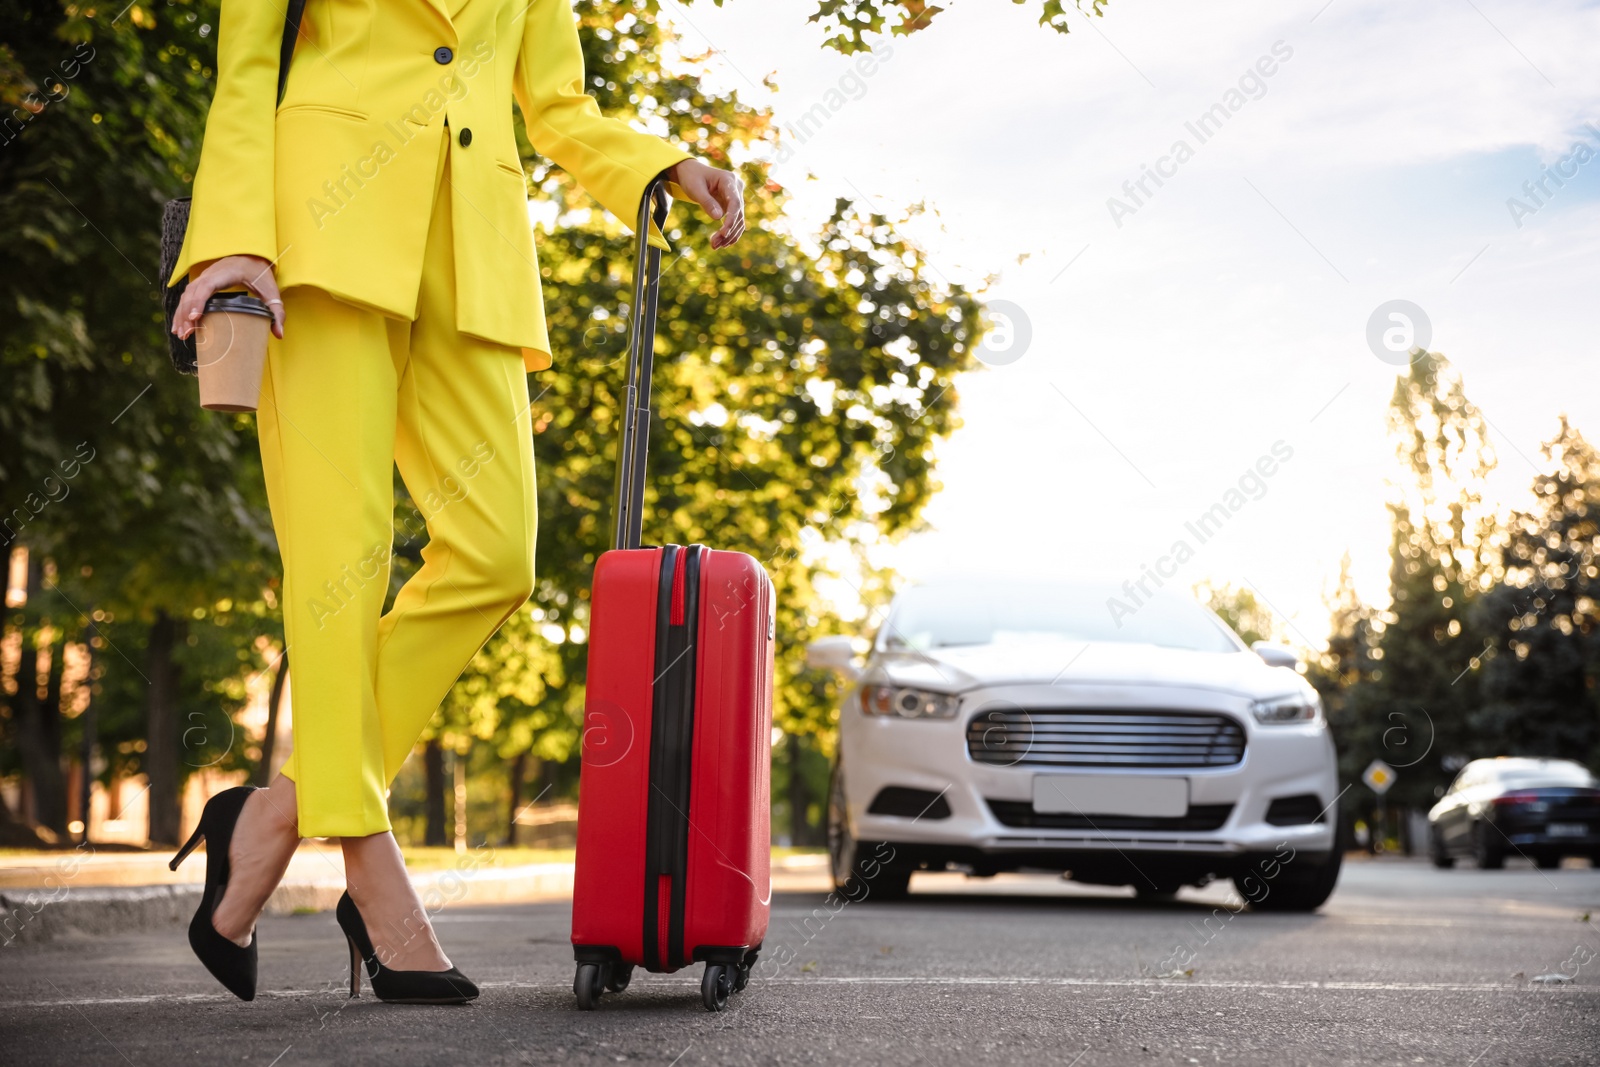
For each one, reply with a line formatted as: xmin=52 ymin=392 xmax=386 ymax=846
xmin=642 ymin=544 xmax=702 ymax=971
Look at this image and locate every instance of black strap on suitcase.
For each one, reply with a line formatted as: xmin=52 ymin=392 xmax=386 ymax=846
xmin=611 ymin=177 xmax=671 ymax=553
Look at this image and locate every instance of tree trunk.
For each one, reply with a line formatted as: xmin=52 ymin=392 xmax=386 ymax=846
xmin=453 ymin=748 xmax=467 ymax=853
xmin=145 ymin=609 xmax=184 ymax=846
xmin=423 ymin=740 xmax=448 ymax=846
xmin=504 ymin=750 xmax=525 ymax=846
xmin=13 ymin=555 xmax=68 ymax=835
xmin=78 ymin=616 xmax=98 ymax=845
xmin=253 ymin=650 xmax=289 ymax=787
xmin=15 ymin=648 xmax=69 ymax=834
xmin=787 ymin=733 xmax=809 ymax=847
xmin=41 ymin=626 xmax=66 ymax=835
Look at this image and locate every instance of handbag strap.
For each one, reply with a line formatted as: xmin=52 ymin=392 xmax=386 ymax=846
xmin=277 ymin=0 xmax=308 ymax=105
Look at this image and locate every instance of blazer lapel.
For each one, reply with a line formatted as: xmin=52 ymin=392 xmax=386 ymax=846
xmin=418 ymin=0 xmax=455 ymax=32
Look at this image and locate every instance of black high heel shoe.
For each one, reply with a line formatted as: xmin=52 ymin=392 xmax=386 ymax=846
xmin=336 ymin=891 xmax=479 ymax=1004
xmin=169 ymin=785 xmax=260 ymax=1001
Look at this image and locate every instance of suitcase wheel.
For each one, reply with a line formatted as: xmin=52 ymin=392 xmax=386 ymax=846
xmin=734 ymin=947 xmax=759 ymax=993
xmin=605 ymin=964 xmax=634 ymax=994
xmin=574 ymin=962 xmax=605 ymax=1011
xmin=701 ymin=963 xmax=733 ymax=1012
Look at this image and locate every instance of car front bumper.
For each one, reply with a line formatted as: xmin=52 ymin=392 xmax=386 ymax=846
xmin=840 ymin=682 xmax=1340 ymax=877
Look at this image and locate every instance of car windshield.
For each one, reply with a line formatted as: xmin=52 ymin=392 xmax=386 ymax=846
xmin=878 ymin=580 xmax=1244 ymax=654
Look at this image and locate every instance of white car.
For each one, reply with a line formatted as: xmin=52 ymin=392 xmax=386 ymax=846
xmin=807 ymin=577 xmax=1343 ymax=911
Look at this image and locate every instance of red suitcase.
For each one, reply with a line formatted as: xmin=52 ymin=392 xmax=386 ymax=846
xmin=570 ymin=178 xmax=774 ymax=1013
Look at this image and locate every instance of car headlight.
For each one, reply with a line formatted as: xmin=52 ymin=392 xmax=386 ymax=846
xmin=859 ymin=684 xmax=959 ymax=720
xmin=1250 ymin=691 xmax=1321 ymax=724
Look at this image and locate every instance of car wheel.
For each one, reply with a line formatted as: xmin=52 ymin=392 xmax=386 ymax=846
xmin=1429 ymin=827 xmax=1456 ymax=870
xmin=1236 ymin=846 xmax=1343 ymax=912
xmin=1237 ymin=809 xmax=1345 ymax=913
xmin=828 ymin=762 xmax=912 ymax=902
xmin=1473 ymin=823 xmax=1505 ymax=869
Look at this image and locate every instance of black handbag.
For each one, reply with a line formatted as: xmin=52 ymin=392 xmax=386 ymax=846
xmin=161 ymin=0 xmax=306 ymax=375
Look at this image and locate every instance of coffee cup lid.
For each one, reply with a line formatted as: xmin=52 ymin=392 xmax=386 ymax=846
xmin=204 ymin=292 xmax=274 ymax=318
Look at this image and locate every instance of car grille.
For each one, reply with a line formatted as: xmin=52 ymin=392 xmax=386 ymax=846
xmin=985 ymin=799 xmax=1234 ymax=831
xmin=966 ymin=708 xmax=1246 ymax=769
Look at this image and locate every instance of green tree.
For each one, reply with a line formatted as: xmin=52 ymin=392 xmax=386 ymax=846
xmin=1338 ymin=352 xmax=1498 ymax=812
xmin=1 ymin=0 xmax=280 ymax=843
xmin=1192 ymin=579 xmax=1279 ymax=647
xmin=1306 ymin=553 xmax=1384 ymax=828
xmin=1471 ymin=417 xmax=1600 ymax=767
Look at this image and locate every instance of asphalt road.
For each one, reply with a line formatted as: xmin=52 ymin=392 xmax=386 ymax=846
xmin=3 ymin=857 xmax=1598 ymax=1066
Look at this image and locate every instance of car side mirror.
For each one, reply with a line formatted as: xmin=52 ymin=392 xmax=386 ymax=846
xmin=806 ymin=635 xmax=862 ymax=681
xmin=1252 ymin=641 xmax=1300 ymax=669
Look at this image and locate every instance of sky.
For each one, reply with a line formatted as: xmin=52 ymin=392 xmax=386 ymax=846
xmin=653 ymin=0 xmax=1600 ymax=647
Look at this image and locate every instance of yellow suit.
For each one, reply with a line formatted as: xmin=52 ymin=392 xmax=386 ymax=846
xmin=170 ymin=0 xmax=690 ymax=373
xmin=174 ymin=0 xmax=689 ymax=837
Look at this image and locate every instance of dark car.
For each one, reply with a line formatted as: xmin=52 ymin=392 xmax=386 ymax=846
xmin=1428 ymin=757 xmax=1600 ymax=869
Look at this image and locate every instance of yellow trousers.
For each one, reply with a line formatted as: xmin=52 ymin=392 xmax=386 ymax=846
xmin=258 ymin=141 xmax=537 ymax=837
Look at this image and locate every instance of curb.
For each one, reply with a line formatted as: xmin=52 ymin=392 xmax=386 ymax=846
xmin=2 ymin=884 xmax=203 ymax=948
xmin=1 ymin=862 xmax=575 ymax=948
xmin=1 ymin=858 xmax=826 ymax=948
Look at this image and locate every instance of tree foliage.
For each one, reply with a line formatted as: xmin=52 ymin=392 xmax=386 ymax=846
xmin=1319 ymin=354 xmax=1498 ymax=810
xmin=685 ymin=0 xmax=1110 ymax=54
xmin=1471 ymin=418 xmax=1600 ymax=766
xmin=1192 ymin=580 xmax=1278 ymax=647
xmin=1305 ymin=553 xmax=1381 ymax=787
xmin=1 ymin=0 xmax=280 ymax=841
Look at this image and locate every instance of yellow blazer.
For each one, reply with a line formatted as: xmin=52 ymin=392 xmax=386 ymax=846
xmin=168 ymin=0 xmax=692 ymax=373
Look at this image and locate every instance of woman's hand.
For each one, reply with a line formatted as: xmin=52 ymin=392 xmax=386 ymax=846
xmin=668 ymin=160 xmax=745 ymax=249
xmin=171 ymin=254 xmax=286 ymax=340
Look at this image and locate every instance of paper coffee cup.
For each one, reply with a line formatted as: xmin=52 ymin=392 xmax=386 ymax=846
xmin=196 ymin=292 xmax=273 ymax=413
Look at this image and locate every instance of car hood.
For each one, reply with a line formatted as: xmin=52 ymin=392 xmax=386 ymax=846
xmin=867 ymin=639 xmax=1304 ymax=700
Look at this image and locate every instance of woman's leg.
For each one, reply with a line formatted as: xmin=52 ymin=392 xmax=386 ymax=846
xmin=255 ymin=285 xmax=402 ymax=839
xmin=209 ymin=773 xmax=301 ymax=946
xmin=209 ymin=285 xmax=401 ymax=945
xmin=370 ymin=259 xmax=537 ymax=782
xmin=344 ymin=150 xmax=535 ymax=967
xmin=341 ymin=832 xmax=452 ymax=971
xmin=369 ymin=144 xmax=536 ymax=782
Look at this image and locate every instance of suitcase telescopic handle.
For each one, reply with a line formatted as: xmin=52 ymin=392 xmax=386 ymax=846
xmin=611 ymin=175 xmax=672 ymax=553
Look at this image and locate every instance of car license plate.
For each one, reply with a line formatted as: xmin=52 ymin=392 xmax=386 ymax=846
xmin=1033 ymin=775 xmax=1188 ymax=818
xmin=1547 ymin=823 xmax=1587 ymax=837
